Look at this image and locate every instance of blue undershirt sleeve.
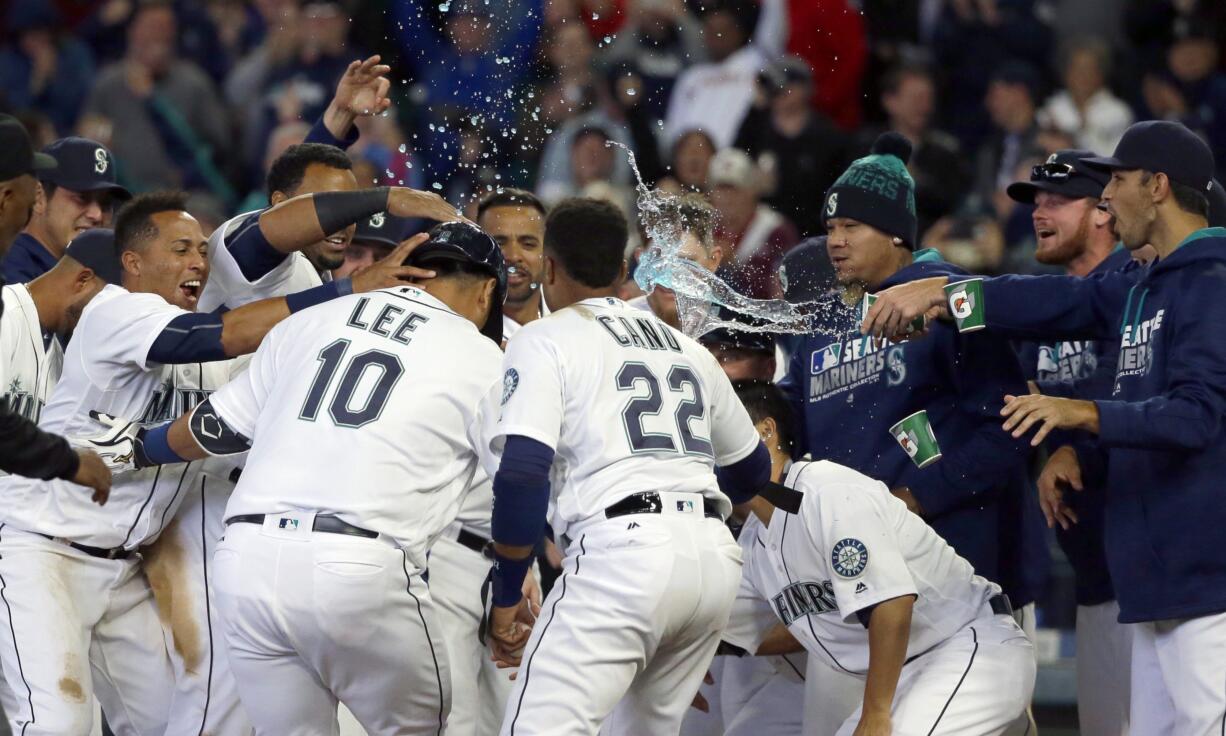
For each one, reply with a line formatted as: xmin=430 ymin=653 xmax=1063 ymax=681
xmin=147 ymin=313 xmax=227 ymax=364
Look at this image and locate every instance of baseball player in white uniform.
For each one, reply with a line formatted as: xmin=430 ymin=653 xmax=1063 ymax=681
xmin=480 ymin=198 xmax=771 ymax=735
xmin=729 ymin=381 xmax=1036 ymax=736
xmin=0 ymin=191 xmax=369 ymax=735
xmin=85 ymin=222 xmax=508 ymax=734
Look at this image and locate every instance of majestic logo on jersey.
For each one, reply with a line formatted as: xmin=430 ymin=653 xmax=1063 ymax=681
xmin=368 ymin=213 xmax=386 ymax=229
xmin=825 ymin=192 xmax=839 ymax=217
xmin=949 ymin=289 xmax=975 ymax=320
xmin=137 ymin=380 xmax=213 ymax=424
xmin=807 ymin=336 xmax=906 ymax=400
xmin=773 ymin=580 xmax=838 ymax=626
xmin=3 ymin=378 xmax=43 ymax=422
xmin=1116 ymin=307 xmax=1163 ymax=389
xmin=831 ymin=538 xmax=868 ymax=578
xmin=501 ymin=368 xmax=519 ymax=405
xmin=94 ymin=147 xmax=109 ymax=174
xmin=1036 ymin=341 xmax=1098 ymax=384
xmin=855 ymin=582 xmax=868 ymax=594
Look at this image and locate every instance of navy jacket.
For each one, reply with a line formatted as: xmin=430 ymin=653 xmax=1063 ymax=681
xmin=1 ymin=233 xmax=57 ymax=284
xmin=982 ymin=227 xmax=1226 ymax=622
xmin=781 ymin=251 xmax=1046 ymax=606
xmin=1016 ymin=248 xmax=1133 ymax=607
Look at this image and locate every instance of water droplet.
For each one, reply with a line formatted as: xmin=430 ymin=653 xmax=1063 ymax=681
xmin=438 ymin=2 xmax=449 ymax=10
xmin=398 ymin=144 xmax=407 ymax=154
xmin=432 ymin=182 xmax=443 ymax=190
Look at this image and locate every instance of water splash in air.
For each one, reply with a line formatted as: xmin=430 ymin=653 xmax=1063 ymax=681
xmin=607 ymin=141 xmax=850 ymax=339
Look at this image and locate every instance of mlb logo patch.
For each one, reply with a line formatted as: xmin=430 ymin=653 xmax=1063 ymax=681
xmin=278 ymin=518 xmax=300 ymax=530
xmin=810 ymin=344 xmax=843 ymax=374
xmin=676 ymin=500 xmax=695 ymax=513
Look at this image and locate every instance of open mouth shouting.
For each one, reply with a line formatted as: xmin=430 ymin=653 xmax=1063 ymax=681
xmin=179 ymin=278 xmax=202 ymax=305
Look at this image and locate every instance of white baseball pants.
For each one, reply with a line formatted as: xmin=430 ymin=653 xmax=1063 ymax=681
xmin=500 ymin=509 xmax=742 ymax=736
xmin=213 ymin=519 xmax=451 ymax=736
xmin=1076 ymin=600 xmax=1131 ymax=735
xmin=1130 ymin=610 xmax=1226 ymax=735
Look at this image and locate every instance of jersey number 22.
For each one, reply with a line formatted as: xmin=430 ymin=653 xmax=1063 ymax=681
xmin=617 ymin=362 xmax=713 ymax=457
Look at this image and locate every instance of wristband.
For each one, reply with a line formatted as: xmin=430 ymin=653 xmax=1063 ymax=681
xmin=286 ymin=278 xmax=348 ymax=314
xmin=491 ymin=551 xmax=533 ymax=608
xmin=313 ymin=188 xmax=390 ymax=236
xmin=140 ymin=422 xmax=185 ymax=466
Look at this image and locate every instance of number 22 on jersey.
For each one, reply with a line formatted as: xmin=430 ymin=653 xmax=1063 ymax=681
xmin=616 ymin=361 xmax=713 ymax=457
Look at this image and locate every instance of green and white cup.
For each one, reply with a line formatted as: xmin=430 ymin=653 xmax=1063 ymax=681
xmin=944 ymin=278 xmax=986 ymax=333
xmin=863 ymin=293 xmax=926 ymax=335
xmin=890 ymin=410 xmax=942 ymax=468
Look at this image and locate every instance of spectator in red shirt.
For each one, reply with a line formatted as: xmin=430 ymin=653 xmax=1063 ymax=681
xmin=784 ymin=0 xmax=868 ymax=130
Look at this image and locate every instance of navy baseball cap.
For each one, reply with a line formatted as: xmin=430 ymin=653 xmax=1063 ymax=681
xmin=39 ymin=138 xmax=130 ymax=200
xmin=64 ymin=228 xmax=123 ymax=285
xmin=1209 ymin=179 xmax=1226 ymax=229
xmin=699 ymin=307 xmax=775 ymax=354
xmin=0 ymin=115 xmax=56 ymax=182
xmin=779 ymin=237 xmax=836 ymax=303
xmin=1007 ymin=149 xmax=1110 ymax=204
xmin=1082 ymin=120 xmax=1215 ymax=193
xmin=408 ymin=221 xmax=507 ymax=343
xmin=352 ymin=211 xmax=419 ymax=250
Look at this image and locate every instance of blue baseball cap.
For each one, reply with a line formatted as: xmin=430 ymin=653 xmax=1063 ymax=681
xmin=352 ymin=211 xmax=419 ymax=250
xmin=1082 ymin=120 xmax=1215 ymax=194
xmin=64 ymin=228 xmax=123 ymax=285
xmin=39 ymin=138 xmax=130 ymax=200
xmin=1007 ymin=149 xmax=1110 ymax=204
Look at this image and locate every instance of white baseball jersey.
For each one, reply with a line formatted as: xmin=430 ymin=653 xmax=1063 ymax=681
xmin=740 ymin=460 xmax=999 ymax=674
xmin=198 ymin=211 xmax=324 ymax=313
xmin=0 ymin=285 xmax=234 ymax=548
xmin=0 ymin=284 xmax=62 ymax=423
xmin=484 ymin=297 xmax=760 ymax=540
xmin=212 ymin=285 xmax=502 ymax=567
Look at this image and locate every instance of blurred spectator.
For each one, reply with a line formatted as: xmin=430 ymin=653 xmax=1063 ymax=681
xmin=599 ymin=0 xmax=706 ymax=121
xmin=226 ymin=1 xmax=355 ymax=187
xmin=734 ymin=56 xmax=849 ymax=236
xmin=83 ymin=1 xmax=232 ymax=201
xmin=663 ymin=0 xmax=777 ymax=148
xmin=539 ymin=126 xmax=637 ymax=234
xmin=235 ymin=119 xmax=310 ymax=213
xmin=783 ymin=0 xmax=868 ymax=130
xmin=176 ymin=0 xmax=268 ymax=84
xmin=864 ymin=63 xmax=971 ymax=237
xmin=974 ymin=62 xmax=1043 ymax=220
xmin=1139 ymin=22 xmax=1226 ymax=180
xmin=0 ymin=1 xmax=97 ymax=135
xmin=394 ymin=0 xmax=543 ymax=183
xmin=536 ymin=115 xmax=635 ymax=203
xmin=1125 ymin=0 xmax=1226 ymax=76
xmin=331 ymin=212 xmax=411 ymax=279
xmin=932 ymin=0 xmax=1054 ymax=149
xmin=1040 ymin=37 xmax=1133 ymax=155
xmin=707 ymin=148 xmax=799 ymax=299
xmin=657 ymin=129 xmax=715 ymax=193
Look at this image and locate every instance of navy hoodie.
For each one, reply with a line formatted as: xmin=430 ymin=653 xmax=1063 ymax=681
xmin=981 ymin=227 xmax=1226 ymax=622
xmin=780 ymin=251 xmax=1047 ymax=606
xmin=1 ymin=233 xmax=57 ymax=284
xmin=1015 ymin=247 xmax=1134 ymax=607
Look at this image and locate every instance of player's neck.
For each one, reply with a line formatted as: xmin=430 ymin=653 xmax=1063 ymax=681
xmin=548 ymin=283 xmax=619 ymax=311
xmin=25 ymin=273 xmax=68 ymax=334
xmin=23 ymin=220 xmax=63 ymax=259
xmin=504 ymin=291 xmax=541 ymax=326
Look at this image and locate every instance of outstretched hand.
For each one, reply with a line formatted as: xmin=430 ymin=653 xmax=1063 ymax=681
xmin=323 ymin=55 xmax=393 ymax=139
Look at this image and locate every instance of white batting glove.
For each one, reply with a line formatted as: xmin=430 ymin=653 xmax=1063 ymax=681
xmin=71 ymin=411 xmax=146 ymax=474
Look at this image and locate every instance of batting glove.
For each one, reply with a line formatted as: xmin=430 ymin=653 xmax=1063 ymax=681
xmin=74 ymin=411 xmax=153 ymax=473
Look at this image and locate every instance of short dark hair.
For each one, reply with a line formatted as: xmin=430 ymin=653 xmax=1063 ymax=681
xmin=114 ymin=191 xmax=189 ymax=253
xmin=476 ymin=188 xmax=546 ymax=220
xmin=667 ymin=192 xmax=717 ymax=250
xmin=266 ymin=143 xmax=353 ymax=198
xmin=881 ymin=63 xmax=933 ymax=96
xmin=1140 ymin=171 xmax=1210 ymax=217
xmin=544 ymin=197 xmax=628 ymax=288
xmin=733 ymin=379 xmax=794 ymax=454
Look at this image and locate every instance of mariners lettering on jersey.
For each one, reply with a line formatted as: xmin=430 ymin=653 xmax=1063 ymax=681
xmin=772 ymin=579 xmax=838 ymax=626
xmin=597 ymin=315 xmax=682 ymax=353
xmin=1117 ymin=308 xmax=1164 ymax=385
xmin=807 ymin=335 xmax=906 ymax=400
xmin=137 ymin=379 xmax=211 ymax=424
xmin=3 ymin=377 xmax=43 ymax=421
xmin=1036 ymin=341 xmax=1098 ymax=384
xmin=345 ymin=296 xmax=430 ymax=344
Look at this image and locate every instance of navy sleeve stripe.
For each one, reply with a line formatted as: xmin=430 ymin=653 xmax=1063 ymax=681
xmin=147 ymin=313 xmax=228 ymax=364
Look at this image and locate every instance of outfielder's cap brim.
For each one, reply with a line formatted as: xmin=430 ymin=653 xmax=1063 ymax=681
xmin=1080 ymin=155 xmax=1130 ymax=171
xmin=1006 ymin=177 xmax=1105 ymax=204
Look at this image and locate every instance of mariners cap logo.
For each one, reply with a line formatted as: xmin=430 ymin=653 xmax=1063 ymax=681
xmin=831 ymin=538 xmax=869 ymax=578
xmin=825 ymin=192 xmax=839 ymax=217
xmin=949 ymin=289 xmax=975 ymax=320
xmin=94 ymin=147 xmax=109 ymax=174
xmin=369 ymin=213 xmax=386 ymax=229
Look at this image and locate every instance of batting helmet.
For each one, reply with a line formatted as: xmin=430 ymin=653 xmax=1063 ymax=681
xmin=407 ymin=221 xmax=508 ymax=344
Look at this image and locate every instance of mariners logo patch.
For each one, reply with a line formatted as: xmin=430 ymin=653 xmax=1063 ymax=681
xmin=501 ymin=368 xmax=519 ymax=405
xmin=369 ymin=212 xmax=386 ymax=229
xmin=831 ymin=538 xmax=868 ymax=578
xmin=94 ymin=147 xmax=109 ymax=174
xmin=949 ymin=289 xmax=975 ymax=319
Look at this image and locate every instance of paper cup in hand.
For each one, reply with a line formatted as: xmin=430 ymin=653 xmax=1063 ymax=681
xmin=944 ymin=278 xmax=986 ymax=333
xmin=890 ymin=410 xmax=942 ymax=468
xmin=863 ymin=293 xmax=926 ymax=335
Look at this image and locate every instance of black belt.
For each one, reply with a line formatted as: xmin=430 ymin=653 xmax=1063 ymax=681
xmin=456 ymin=528 xmax=491 ymax=557
xmin=989 ymin=593 xmax=1013 ymax=617
xmin=605 ymin=492 xmax=723 ymax=521
xmin=225 ymin=514 xmax=378 ymax=539
xmin=36 ymin=534 xmax=133 ymax=560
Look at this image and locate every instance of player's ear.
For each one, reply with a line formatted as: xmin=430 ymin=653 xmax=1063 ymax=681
xmin=755 ymin=417 xmax=777 ymax=443
xmin=269 ymin=190 xmax=288 ymax=206
xmin=616 ymin=258 xmax=628 ymax=285
xmin=120 ymin=248 xmax=141 ymax=278
xmin=32 ymin=181 xmax=47 ymax=216
xmin=74 ymin=266 xmax=95 ymax=291
xmin=710 ymin=243 xmax=724 ymax=268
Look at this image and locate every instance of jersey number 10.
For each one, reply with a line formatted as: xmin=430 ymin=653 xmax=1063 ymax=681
xmin=616 ymin=362 xmax=713 ymax=457
xmin=299 ymin=339 xmax=404 ymax=428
